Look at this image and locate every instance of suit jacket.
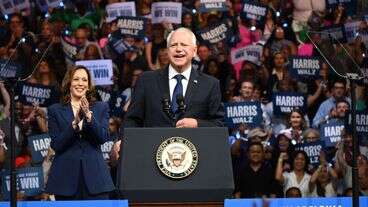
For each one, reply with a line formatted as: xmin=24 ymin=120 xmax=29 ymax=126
xmin=123 ymin=67 xmax=224 ymax=128
xmin=46 ymin=101 xmax=114 ymax=196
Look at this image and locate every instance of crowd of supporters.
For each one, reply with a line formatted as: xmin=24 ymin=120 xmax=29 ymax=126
xmin=0 ymin=0 xmax=367 ymax=201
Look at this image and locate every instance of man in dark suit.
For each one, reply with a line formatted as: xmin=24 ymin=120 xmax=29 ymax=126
xmin=123 ymin=27 xmax=224 ymax=128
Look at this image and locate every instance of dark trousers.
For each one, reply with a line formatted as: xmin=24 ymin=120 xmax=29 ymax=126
xmin=55 ymin=162 xmax=110 ymax=200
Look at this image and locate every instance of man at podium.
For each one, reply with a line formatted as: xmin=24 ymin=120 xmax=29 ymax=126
xmin=122 ymin=27 xmax=224 ymax=129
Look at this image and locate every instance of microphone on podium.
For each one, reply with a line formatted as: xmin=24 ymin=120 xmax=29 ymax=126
xmin=176 ymin=95 xmax=186 ymax=113
xmin=162 ymin=95 xmax=173 ymax=120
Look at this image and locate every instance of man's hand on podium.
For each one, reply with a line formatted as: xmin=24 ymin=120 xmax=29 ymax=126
xmin=176 ymin=118 xmax=198 ymax=128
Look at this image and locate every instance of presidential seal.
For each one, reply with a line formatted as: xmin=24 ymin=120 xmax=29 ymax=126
xmin=156 ymin=136 xmax=198 ymax=179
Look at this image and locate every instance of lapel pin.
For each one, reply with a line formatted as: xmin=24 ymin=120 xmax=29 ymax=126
xmin=194 ymin=80 xmax=198 ymax=84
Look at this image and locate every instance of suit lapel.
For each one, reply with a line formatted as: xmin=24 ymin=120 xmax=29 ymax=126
xmin=185 ymin=68 xmax=199 ymax=106
xmin=157 ymin=67 xmax=174 ymax=123
xmin=157 ymin=67 xmax=170 ymax=98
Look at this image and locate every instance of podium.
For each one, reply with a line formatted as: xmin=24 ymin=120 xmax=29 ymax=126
xmin=117 ymin=127 xmax=234 ymax=204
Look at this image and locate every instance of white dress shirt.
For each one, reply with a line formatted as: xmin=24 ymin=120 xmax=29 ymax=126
xmin=168 ymin=65 xmax=191 ymax=102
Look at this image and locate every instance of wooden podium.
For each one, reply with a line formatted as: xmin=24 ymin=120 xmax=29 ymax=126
xmin=118 ymin=127 xmax=234 ymax=203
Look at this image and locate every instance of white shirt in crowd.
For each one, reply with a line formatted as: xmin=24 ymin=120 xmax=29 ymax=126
xmin=283 ymin=171 xmax=313 ymax=197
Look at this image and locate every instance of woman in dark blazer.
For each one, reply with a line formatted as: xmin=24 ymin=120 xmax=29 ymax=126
xmin=46 ymin=66 xmax=114 ymax=200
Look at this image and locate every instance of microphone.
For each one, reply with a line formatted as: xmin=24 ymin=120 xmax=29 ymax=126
xmin=162 ymin=95 xmax=172 ymax=118
xmin=176 ymin=95 xmax=186 ymax=113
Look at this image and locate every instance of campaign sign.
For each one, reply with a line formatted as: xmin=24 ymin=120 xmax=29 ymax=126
xmin=320 ymin=25 xmax=347 ymax=44
xmin=230 ymin=45 xmax=263 ymax=65
xmin=295 ymin=141 xmax=324 ymax=167
xmin=224 ymin=101 xmax=262 ymax=128
xmin=109 ymin=91 xmax=128 ymax=118
xmin=288 ymin=56 xmax=320 ymax=80
xmin=199 ymin=0 xmax=228 ymax=12
xmin=1 ymin=0 xmax=31 ymax=15
xmin=151 ymin=2 xmax=182 ymax=24
xmin=344 ymin=21 xmax=368 ymax=45
xmin=61 ymin=35 xmax=82 ymax=61
xmin=0 ymin=59 xmax=22 ymax=79
xmin=37 ymin=0 xmax=62 ymax=12
xmin=17 ymin=82 xmax=59 ymax=107
xmin=198 ymin=20 xmax=231 ymax=44
xmin=76 ymin=59 xmax=113 ymax=86
xmin=362 ymin=66 xmax=368 ymax=85
xmin=272 ymin=92 xmax=306 ymax=116
xmin=96 ymin=86 xmax=112 ymax=103
xmin=106 ymin=2 xmax=136 ymax=23
xmin=241 ymin=1 xmax=267 ymax=23
xmin=96 ymin=86 xmax=127 ymax=118
xmin=116 ymin=16 xmax=146 ymax=38
xmin=2 ymin=167 xmax=44 ymax=199
xmin=28 ymin=134 xmax=51 ymax=164
xmin=101 ymin=141 xmax=114 ymax=161
xmin=326 ymin=0 xmax=357 ymax=15
xmin=108 ymin=31 xmax=131 ymax=55
xmin=356 ymin=110 xmax=368 ymax=143
xmin=320 ymin=119 xmax=345 ymax=147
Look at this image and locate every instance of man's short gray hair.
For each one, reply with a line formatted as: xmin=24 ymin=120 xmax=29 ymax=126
xmin=166 ymin=27 xmax=197 ymax=47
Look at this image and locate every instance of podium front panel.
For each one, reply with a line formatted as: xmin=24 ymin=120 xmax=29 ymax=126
xmin=118 ymin=127 xmax=234 ymax=202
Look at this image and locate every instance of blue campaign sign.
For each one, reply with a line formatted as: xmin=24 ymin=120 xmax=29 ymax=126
xmin=199 ymin=0 xmax=228 ymax=12
xmin=288 ymin=56 xmax=321 ymax=81
xmin=109 ymin=92 xmax=127 ymax=118
xmin=295 ymin=141 xmax=325 ymax=167
xmin=96 ymin=86 xmax=112 ymax=103
xmin=101 ymin=141 xmax=114 ymax=161
xmin=28 ymin=134 xmax=51 ymax=164
xmin=224 ymin=197 xmax=368 ymax=207
xmin=16 ymin=82 xmax=60 ymax=107
xmin=356 ymin=110 xmax=368 ymax=144
xmin=272 ymin=92 xmax=306 ymax=116
xmin=61 ymin=35 xmax=82 ymax=61
xmin=241 ymin=1 xmax=267 ymax=23
xmin=96 ymin=86 xmax=127 ymax=118
xmin=116 ymin=16 xmax=147 ymax=39
xmin=2 ymin=167 xmax=44 ymax=199
xmin=0 ymin=59 xmax=23 ymax=79
xmin=108 ymin=30 xmax=132 ymax=55
xmin=0 ymin=200 xmax=129 ymax=207
xmin=326 ymin=0 xmax=357 ymax=16
xmin=224 ymin=101 xmax=262 ymax=128
xmin=320 ymin=119 xmax=345 ymax=147
xmin=197 ymin=19 xmax=232 ymax=45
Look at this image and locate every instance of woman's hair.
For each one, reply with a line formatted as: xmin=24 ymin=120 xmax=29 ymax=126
xmin=204 ymin=58 xmax=221 ymax=78
xmin=60 ymin=65 xmax=96 ymax=105
xmin=84 ymin=43 xmax=103 ymax=60
xmin=290 ymin=150 xmax=310 ymax=172
xmin=154 ymin=47 xmax=169 ymax=69
xmin=288 ymin=107 xmax=307 ymax=129
xmin=32 ymin=59 xmax=57 ymax=85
